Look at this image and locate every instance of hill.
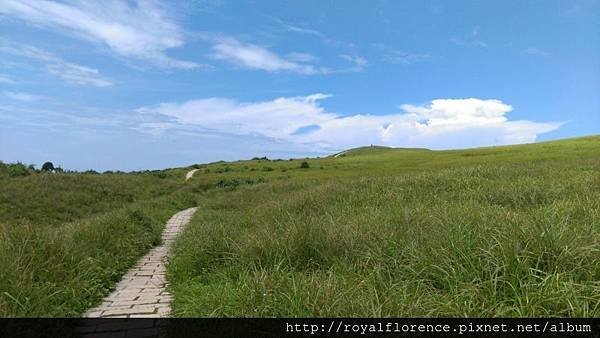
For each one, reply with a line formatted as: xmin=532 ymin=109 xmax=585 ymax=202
xmin=332 ymin=145 xmax=430 ymax=158
xmin=1 ymin=135 xmax=599 ymax=317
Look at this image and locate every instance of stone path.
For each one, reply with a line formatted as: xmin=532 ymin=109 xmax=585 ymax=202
xmin=84 ymin=207 xmax=197 ymax=318
xmin=185 ymin=169 xmax=199 ymax=180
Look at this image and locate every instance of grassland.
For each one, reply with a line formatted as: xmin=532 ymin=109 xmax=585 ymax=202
xmin=168 ymin=136 xmax=600 ymax=317
xmin=0 ymin=166 xmax=196 ymax=316
xmin=1 ymin=136 xmax=599 ymax=317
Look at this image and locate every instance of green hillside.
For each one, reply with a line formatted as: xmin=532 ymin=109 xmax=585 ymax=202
xmin=1 ymin=136 xmax=599 ymax=316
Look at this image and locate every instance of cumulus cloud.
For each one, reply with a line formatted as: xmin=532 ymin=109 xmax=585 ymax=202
xmin=0 ymin=0 xmax=198 ymax=69
xmin=209 ymin=37 xmax=322 ymax=74
xmin=138 ymin=93 xmax=335 ymax=139
xmin=0 ymin=39 xmax=112 ymax=87
xmin=138 ymin=96 xmax=562 ymax=151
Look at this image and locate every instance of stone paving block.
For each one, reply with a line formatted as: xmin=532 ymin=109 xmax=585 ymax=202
xmin=83 ymin=207 xmax=197 ymax=318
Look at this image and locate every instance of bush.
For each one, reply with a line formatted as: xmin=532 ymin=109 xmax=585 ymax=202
xmin=215 ymin=166 xmax=231 ymax=173
xmin=215 ymin=177 xmax=266 ymax=189
xmin=152 ymin=171 xmax=168 ymax=179
xmin=300 ymin=161 xmax=310 ymax=169
xmin=262 ymin=166 xmax=274 ymax=172
xmin=6 ymin=162 xmax=32 ymax=177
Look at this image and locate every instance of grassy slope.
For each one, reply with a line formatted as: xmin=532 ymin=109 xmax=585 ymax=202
xmin=0 ymin=168 xmax=197 ymax=316
xmin=1 ymin=136 xmax=598 ymax=317
xmin=169 ymin=136 xmax=600 ymax=317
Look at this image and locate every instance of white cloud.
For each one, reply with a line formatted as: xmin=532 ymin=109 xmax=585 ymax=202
xmin=522 ymin=46 xmax=550 ymax=57
xmin=451 ymin=26 xmax=488 ymax=48
xmin=3 ymin=91 xmax=45 ymax=102
xmin=383 ymin=51 xmax=430 ymax=65
xmin=138 ymin=93 xmax=335 ymax=139
xmin=46 ymin=62 xmax=113 ymax=87
xmin=286 ymin=52 xmax=318 ymax=63
xmin=339 ymin=54 xmax=367 ymax=71
xmin=0 ymin=39 xmax=112 ymax=87
xmin=209 ymin=37 xmax=321 ymax=74
xmin=278 ymin=21 xmax=325 ymax=38
xmin=0 ymin=0 xmax=198 ymax=69
xmin=270 ymin=16 xmax=355 ymax=50
xmin=0 ymin=73 xmax=15 ymax=84
xmin=138 ymin=95 xmax=562 ymax=151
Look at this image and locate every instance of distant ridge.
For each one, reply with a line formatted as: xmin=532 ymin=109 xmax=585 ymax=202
xmin=332 ymin=145 xmax=430 ymax=158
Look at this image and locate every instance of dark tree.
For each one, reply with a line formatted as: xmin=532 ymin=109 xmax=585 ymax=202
xmin=300 ymin=161 xmax=310 ymax=169
xmin=41 ymin=161 xmax=54 ymax=172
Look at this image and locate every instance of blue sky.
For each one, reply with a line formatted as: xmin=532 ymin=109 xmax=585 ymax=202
xmin=1 ymin=0 xmax=599 ymax=171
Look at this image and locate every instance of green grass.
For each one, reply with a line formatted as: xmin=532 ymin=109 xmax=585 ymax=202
xmin=168 ymin=136 xmax=600 ymax=317
xmin=0 ymin=167 xmax=197 ymax=316
xmin=0 ymin=168 xmax=185 ymax=227
xmin=1 ymin=136 xmax=599 ymax=317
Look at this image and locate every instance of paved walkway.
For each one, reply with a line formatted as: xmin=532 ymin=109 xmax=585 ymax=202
xmin=185 ymin=169 xmax=199 ymax=180
xmin=84 ymin=207 xmax=197 ymax=318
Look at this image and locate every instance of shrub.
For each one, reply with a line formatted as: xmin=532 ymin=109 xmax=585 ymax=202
xmin=300 ymin=161 xmax=310 ymax=169
xmin=215 ymin=178 xmax=241 ymax=188
xmin=152 ymin=171 xmax=168 ymax=179
xmin=262 ymin=166 xmax=274 ymax=172
xmin=215 ymin=166 xmax=231 ymax=173
xmin=6 ymin=162 xmax=31 ymax=177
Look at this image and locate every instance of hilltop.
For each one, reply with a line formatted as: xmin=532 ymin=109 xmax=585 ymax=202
xmin=332 ymin=145 xmax=430 ymax=158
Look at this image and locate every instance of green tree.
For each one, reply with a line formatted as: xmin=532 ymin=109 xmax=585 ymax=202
xmin=41 ymin=161 xmax=54 ymax=172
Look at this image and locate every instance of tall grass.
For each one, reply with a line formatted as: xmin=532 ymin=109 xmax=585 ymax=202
xmin=0 ymin=191 xmax=197 ymax=316
xmin=168 ymin=137 xmax=600 ymax=317
xmin=1 ymin=136 xmax=599 ymax=317
xmin=0 ymin=166 xmax=196 ymax=317
xmin=0 ymin=170 xmax=184 ymax=227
